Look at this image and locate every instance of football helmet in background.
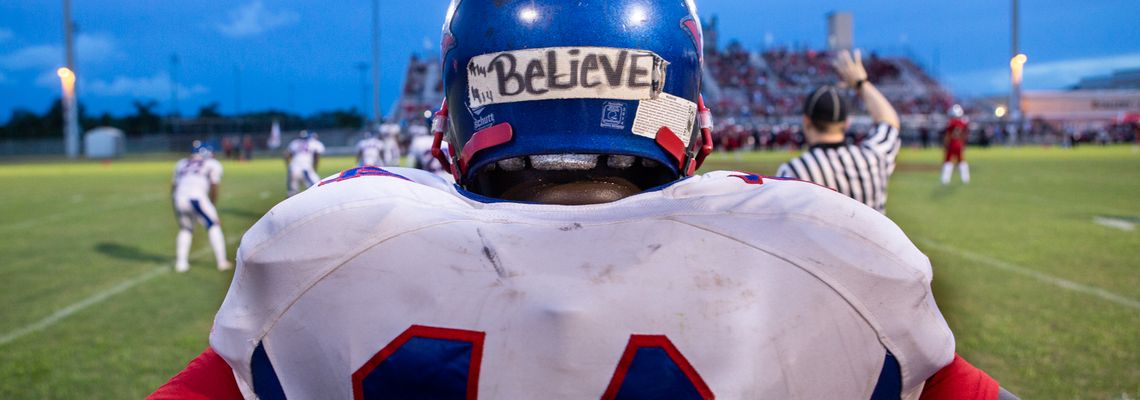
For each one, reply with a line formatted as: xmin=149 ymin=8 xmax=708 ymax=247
xmin=948 ymin=104 xmax=965 ymax=119
xmin=434 ymin=0 xmax=713 ymax=196
xmin=191 ymin=140 xmax=213 ymax=158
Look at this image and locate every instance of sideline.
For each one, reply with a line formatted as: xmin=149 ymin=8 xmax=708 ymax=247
xmin=0 ymin=236 xmax=240 ymax=347
xmin=918 ymin=238 xmax=1140 ymax=311
xmin=1092 ymin=216 xmax=1136 ymax=232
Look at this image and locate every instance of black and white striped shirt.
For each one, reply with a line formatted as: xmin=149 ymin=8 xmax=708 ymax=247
xmin=776 ymin=122 xmax=901 ymax=213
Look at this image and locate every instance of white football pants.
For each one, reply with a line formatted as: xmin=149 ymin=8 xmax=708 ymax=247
xmin=173 ymin=196 xmax=229 ymax=271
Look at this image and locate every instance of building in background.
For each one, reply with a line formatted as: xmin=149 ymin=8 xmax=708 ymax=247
xmin=1073 ymin=68 xmax=1140 ymax=90
xmin=827 ymin=12 xmax=854 ymax=51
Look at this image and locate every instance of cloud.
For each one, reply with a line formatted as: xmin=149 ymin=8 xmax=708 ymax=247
xmin=0 ymin=44 xmax=58 ymax=70
xmin=0 ymin=28 xmax=13 ymax=43
xmin=34 ymin=69 xmax=59 ymax=87
xmin=0 ymin=33 xmax=122 ymax=70
xmin=1022 ymin=53 xmax=1140 ymax=89
xmin=946 ymin=52 xmax=1140 ymax=96
xmin=85 ymin=73 xmax=210 ymax=98
xmin=34 ymin=70 xmax=209 ymax=99
xmin=216 ymin=1 xmax=299 ymax=38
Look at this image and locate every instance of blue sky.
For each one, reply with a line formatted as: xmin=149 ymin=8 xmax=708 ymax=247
xmin=0 ymin=0 xmax=1137 ymax=121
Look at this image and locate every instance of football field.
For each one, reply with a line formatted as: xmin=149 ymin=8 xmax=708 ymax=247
xmin=0 ymin=146 xmax=1137 ymax=399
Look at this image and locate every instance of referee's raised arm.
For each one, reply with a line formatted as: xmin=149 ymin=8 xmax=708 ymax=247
xmin=833 ymin=49 xmax=900 ymax=131
xmin=835 ymin=49 xmax=901 ymax=177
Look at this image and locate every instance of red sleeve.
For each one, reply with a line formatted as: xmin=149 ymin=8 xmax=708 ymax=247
xmin=147 ymin=347 xmax=243 ymax=400
xmin=920 ymin=353 xmax=1000 ymax=400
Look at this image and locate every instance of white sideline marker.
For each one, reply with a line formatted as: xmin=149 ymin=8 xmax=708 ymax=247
xmin=0 ymin=236 xmax=240 ymax=347
xmin=1092 ymin=216 xmax=1136 ymax=232
xmin=918 ymin=238 xmax=1140 ymax=311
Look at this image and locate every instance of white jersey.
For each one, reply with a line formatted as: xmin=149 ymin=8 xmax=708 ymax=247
xmin=356 ymin=138 xmax=385 ymax=166
xmin=212 ymin=168 xmax=954 ymax=399
xmin=381 ymin=137 xmax=400 ymax=166
xmin=406 ymin=135 xmax=453 ymax=181
xmin=287 ymin=138 xmax=325 ymax=170
xmin=406 ymin=134 xmax=433 ymax=167
xmin=172 ymin=157 xmax=222 ymax=199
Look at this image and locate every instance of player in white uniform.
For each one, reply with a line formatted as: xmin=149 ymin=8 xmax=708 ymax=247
xmin=408 ymin=131 xmax=455 ymax=181
xmin=153 ymin=1 xmax=1014 ymax=399
xmin=170 ymin=141 xmax=231 ymax=272
xmin=355 ymin=131 xmax=385 ymax=167
xmin=378 ymin=122 xmax=403 ymax=166
xmin=284 ymin=130 xmax=325 ymax=196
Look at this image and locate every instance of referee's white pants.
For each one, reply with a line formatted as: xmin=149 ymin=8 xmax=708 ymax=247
xmin=287 ymin=166 xmax=321 ymax=196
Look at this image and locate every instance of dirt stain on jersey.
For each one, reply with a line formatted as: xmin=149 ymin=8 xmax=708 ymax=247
xmin=558 ymin=223 xmax=583 ymax=231
xmin=693 ymin=270 xmax=737 ymax=290
xmin=587 ymin=264 xmax=621 ymax=285
xmin=477 ymin=228 xmax=510 ymax=279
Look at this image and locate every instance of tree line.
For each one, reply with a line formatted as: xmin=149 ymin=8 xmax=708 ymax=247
xmin=0 ymin=99 xmax=366 ymax=139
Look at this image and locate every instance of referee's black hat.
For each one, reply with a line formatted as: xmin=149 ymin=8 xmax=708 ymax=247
xmin=802 ymin=85 xmax=848 ymax=123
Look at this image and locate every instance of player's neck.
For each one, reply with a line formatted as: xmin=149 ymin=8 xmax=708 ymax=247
xmin=500 ymin=177 xmax=642 ymax=205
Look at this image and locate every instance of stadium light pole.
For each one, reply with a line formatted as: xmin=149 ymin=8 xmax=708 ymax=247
xmin=1009 ymin=0 xmax=1021 ymax=125
xmin=62 ymin=0 xmax=79 ymax=158
xmin=170 ymin=54 xmax=180 ymax=117
xmin=370 ymin=0 xmax=381 ymax=125
xmin=58 ymin=67 xmax=80 ymax=159
xmin=356 ymin=62 xmax=369 ymax=126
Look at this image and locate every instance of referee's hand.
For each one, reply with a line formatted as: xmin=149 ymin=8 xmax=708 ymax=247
xmin=832 ymin=49 xmax=868 ymax=88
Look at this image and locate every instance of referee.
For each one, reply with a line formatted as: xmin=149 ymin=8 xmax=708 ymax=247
xmin=776 ymin=49 xmax=901 ymax=213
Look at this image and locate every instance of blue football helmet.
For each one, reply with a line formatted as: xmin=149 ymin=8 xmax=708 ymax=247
xmin=191 ymin=140 xmax=213 ymax=158
xmin=433 ymin=0 xmax=713 ymax=196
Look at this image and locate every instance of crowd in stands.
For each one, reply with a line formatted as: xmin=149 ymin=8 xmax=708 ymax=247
xmin=391 ymin=43 xmax=1139 ymax=152
xmin=390 ymin=55 xmax=445 ymax=127
xmin=704 ymin=42 xmax=954 ymax=120
xmin=700 ymin=42 xmax=958 ymax=151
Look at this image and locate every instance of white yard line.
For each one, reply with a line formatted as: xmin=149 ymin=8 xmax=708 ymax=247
xmin=1093 ymin=216 xmax=1136 ymax=232
xmin=917 ymin=238 xmax=1140 ymax=311
xmin=0 ymin=236 xmax=240 ymax=347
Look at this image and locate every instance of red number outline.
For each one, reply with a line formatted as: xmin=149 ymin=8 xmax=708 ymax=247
xmin=601 ymin=334 xmax=715 ymax=400
xmin=351 ymin=325 xmax=486 ymax=400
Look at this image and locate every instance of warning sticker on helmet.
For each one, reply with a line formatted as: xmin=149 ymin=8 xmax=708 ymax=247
xmin=631 ymin=92 xmax=697 ymax=147
xmin=467 ymin=47 xmax=667 ymax=108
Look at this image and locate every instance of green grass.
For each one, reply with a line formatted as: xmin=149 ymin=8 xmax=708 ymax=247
xmin=0 ymin=146 xmax=1137 ymax=398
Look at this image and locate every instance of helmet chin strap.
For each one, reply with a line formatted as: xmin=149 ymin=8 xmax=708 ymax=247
xmin=430 ymin=100 xmax=460 ymax=182
xmin=683 ymin=95 xmax=715 ymax=176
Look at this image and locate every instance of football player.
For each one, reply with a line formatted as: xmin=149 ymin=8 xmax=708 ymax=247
xmin=408 ymin=129 xmax=455 ymax=181
xmin=170 ymin=141 xmax=231 ymax=272
xmin=378 ymin=121 xmax=403 ymax=166
xmin=941 ymin=105 xmax=970 ymax=185
xmin=355 ymin=131 xmax=385 ymax=167
xmin=152 ymin=1 xmax=1015 ymax=399
xmin=284 ymin=130 xmax=326 ymax=196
